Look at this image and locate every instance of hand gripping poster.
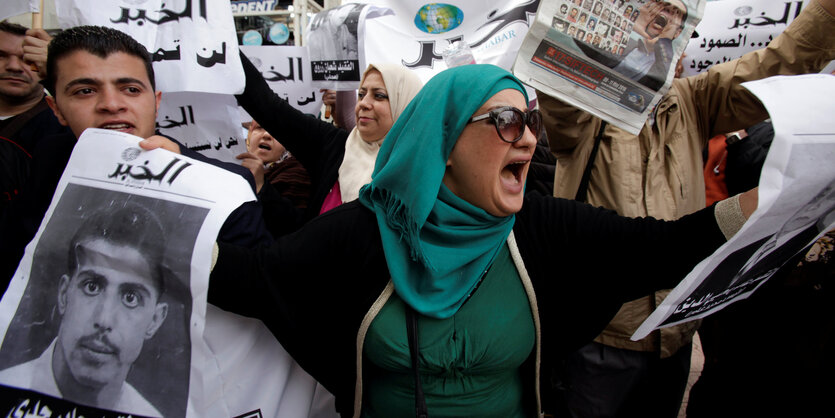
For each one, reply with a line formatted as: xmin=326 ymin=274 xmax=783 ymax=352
xmin=513 ymin=0 xmax=704 ymax=134
xmin=633 ymin=74 xmax=835 ymax=341
xmin=0 ymin=130 xmax=335 ymax=417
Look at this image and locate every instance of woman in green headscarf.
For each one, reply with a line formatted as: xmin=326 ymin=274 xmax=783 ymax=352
xmin=210 ymin=64 xmax=757 ymax=417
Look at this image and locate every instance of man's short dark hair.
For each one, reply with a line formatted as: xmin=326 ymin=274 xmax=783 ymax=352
xmin=66 ymin=203 xmax=167 ymax=296
xmin=46 ymin=25 xmax=155 ymax=96
xmin=0 ymin=21 xmax=28 ymax=37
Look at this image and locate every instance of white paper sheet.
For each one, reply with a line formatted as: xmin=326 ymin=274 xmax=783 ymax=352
xmin=240 ymin=46 xmax=324 ymax=116
xmin=682 ymin=0 xmax=809 ymax=77
xmin=0 ymin=129 xmax=252 ymax=416
xmin=156 ymin=92 xmax=247 ymax=164
xmin=633 ymin=74 xmax=835 ymax=340
xmin=0 ymin=129 xmax=337 ymax=417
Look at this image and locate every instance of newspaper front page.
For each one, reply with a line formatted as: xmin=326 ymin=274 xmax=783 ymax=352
xmin=513 ymin=0 xmax=703 ymax=134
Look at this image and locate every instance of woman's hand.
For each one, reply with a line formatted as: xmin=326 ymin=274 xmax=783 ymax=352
xmin=739 ymin=187 xmax=759 ymax=219
xmin=237 ymin=152 xmax=266 ymax=194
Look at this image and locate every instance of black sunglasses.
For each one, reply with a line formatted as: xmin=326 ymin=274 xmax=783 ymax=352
xmin=467 ymin=106 xmax=543 ymax=143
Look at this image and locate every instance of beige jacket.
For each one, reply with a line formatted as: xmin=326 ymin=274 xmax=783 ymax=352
xmin=536 ymin=2 xmax=835 ymax=356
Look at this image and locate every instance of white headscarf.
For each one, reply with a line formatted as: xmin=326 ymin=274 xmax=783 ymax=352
xmin=337 ymin=63 xmax=423 ymax=203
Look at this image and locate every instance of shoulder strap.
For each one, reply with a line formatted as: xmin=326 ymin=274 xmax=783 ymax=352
xmin=0 ymin=97 xmax=49 ymax=141
xmin=406 ymin=307 xmax=428 ymax=418
xmin=575 ymin=121 xmax=607 ymax=202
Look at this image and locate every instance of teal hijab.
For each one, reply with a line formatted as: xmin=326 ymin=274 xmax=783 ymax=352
xmin=358 ymin=64 xmax=529 ymax=319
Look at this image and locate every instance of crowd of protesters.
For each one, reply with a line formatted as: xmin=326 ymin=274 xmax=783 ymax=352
xmin=0 ymin=0 xmax=833 ymax=416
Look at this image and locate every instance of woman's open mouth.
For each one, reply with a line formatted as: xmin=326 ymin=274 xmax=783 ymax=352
xmin=502 ymin=161 xmax=527 ymax=185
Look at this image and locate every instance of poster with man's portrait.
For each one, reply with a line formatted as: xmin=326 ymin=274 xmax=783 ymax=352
xmin=0 ymin=185 xmax=206 ymax=417
xmin=513 ymin=0 xmax=705 ymax=134
xmin=0 ymin=129 xmax=257 ymax=417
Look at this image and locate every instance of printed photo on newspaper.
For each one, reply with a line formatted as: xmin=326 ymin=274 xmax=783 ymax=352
xmin=307 ymin=2 xmax=392 ymax=89
xmin=0 ymin=129 xmax=254 ymax=417
xmin=633 ymin=74 xmax=835 ymax=341
xmin=513 ymin=0 xmax=703 ymax=134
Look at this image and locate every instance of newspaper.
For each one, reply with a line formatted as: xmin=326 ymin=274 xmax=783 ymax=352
xmin=633 ymin=74 xmax=835 ymax=341
xmin=306 ymin=2 xmax=392 ymax=89
xmin=0 ymin=130 xmax=335 ymax=417
xmin=513 ymin=0 xmax=704 ymax=134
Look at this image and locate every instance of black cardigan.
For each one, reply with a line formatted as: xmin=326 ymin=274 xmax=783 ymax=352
xmin=235 ymin=53 xmax=350 ymax=230
xmin=209 ymin=193 xmax=725 ymax=416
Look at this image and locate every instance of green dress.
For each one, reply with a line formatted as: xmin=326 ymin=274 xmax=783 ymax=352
xmin=363 ymin=245 xmax=536 ymax=417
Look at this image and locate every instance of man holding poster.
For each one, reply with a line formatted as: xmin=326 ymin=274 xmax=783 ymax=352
xmin=2 ymin=22 xmax=335 ymax=418
xmin=0 ymin=25 xmax=270 ymax=277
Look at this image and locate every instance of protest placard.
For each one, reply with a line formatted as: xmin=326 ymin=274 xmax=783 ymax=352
xmin=240 ymin=45 xmax=324 ymax=116
xmin=683 ymin=0 xmax=809 ymax=76
xmin=0 ymin=129 xmax=335 ymax=417
xmin=156 ymin=92 xmax=247 ymax=164
xmin=55 ymin=0 xmax=245 ymax=94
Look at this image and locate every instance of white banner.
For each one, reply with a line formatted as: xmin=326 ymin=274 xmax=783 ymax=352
xmin=240 ymin=46 xmax=324 ymax=116
xmin=55 ymin=0 xmax=245 ymax=94
xmin=354 ymin=0 xmax=540 ymax=85
xmin=633 ymin=74 xmax=835 ymax=340
xmin=157 ymin=92 xmax=247 ymax=164
xmin=682 ymin=0 xmax=808 ymax=77
xmin=0 ymin=0 xmax=39 ymax=21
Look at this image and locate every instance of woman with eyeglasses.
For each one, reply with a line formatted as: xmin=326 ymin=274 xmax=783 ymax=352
xmin=210 ymin=64 xmax=758 ymax=417
xmin=235 ymin=53 xmax=423 ymax=235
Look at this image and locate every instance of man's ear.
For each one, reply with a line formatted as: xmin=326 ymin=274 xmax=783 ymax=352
xmin=153 ymin=91 xmax=162 ymax=121
xmin=45 ymin=95 xmax=69 ymax=127
xmin=57 ymin=274 xmax=71 ymax=315
xmin=144 ymin=302 xmax=168 ymax=339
